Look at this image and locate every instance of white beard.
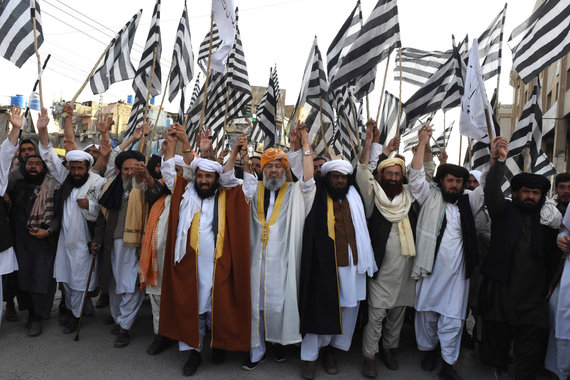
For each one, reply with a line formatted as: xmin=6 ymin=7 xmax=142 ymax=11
xmin=263 ymin=173 xmax=286 ymax=191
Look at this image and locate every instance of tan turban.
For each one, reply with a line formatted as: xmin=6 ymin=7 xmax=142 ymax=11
xmin=377 ymin=157 xmax=406 ymax=176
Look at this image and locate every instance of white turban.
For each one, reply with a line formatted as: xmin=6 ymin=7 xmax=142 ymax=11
xmin=84 ymin=143 xmax=100 ymax=150
xmin=190 ymin=158 xmax=223 ymax=174
xmin=66 ymin=149 xmax=94 ymax=166
xmin=174 ymin=155 xmax=185 ymax=167
xmin=320 ymin=160 xmax=353 ymax=176
xmin=469 ymin=170 xmax=482 ymax=184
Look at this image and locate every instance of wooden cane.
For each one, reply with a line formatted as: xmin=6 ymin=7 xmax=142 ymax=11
xmin=74 ymin=247 xmax=98 ymax=341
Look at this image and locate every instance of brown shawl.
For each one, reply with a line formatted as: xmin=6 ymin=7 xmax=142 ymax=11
xmin=159 ymin=176 xmax=251 ymax=351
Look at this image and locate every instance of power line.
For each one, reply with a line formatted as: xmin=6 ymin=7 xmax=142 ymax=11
xmin=42 ymin=9 xmax=108 ymax=46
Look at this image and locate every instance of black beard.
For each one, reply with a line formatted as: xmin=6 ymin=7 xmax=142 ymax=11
xmin=194 ymin=181 xmax=218 ymax=199
xmin=324 ymin=180 xmax=349 ymax=201
xmin=441 ymin=187 xmax=462 ymax=203
xmin=513 ymin=196 xmax=540 ymax=212
xmin=69 ymin=173 xmax=89 ymax=188
xmin=23 ymin=170 xmax=46 ymax=185
xmin=380 ymin=179 xmax=403 ymax=198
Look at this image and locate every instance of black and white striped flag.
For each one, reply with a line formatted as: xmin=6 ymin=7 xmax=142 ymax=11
xmin=226 ymin=24 xmax=251 ymax=97
xmin=333 ymin=87 xmax=359 ymax=162
xmin=501 ymin=153 xmax=525 ymax=194
xmin=132 ymin=0 xmax=162 ymax=99
xmin=394 ymin=48 xmax=451 ymax=87
xmin=188 ymin=72 xmax=201 ymax=110
xmin=251 ymin=68 xmax=278 ymax=149
xmin=403 ymin=41 xmax=465 ymax=127
xmin=124 ymin=94 xmax=146 ymax=139
xmin=329 ymin=0 xmax=401 ymax=93
xmin=508 ymin=80 xmax=541 ymax=158
xmin=272 ymin=64 xmax=280 ymax=102
xmin=531 ymin=151 xmax=556 ymax=177
xmin=178 ymin=87 xmax=185 ymax=124
xmin=0 ymin=0 xmax=43 ymax=68
xmin=509 ymin=0 xmax=570 ymax=84
xmin=168 ymin=1 xmax=194 ymax=102
xmin=197 ymin=23 xmax=221 ymax=74
xmin=327 ymin=0 xmax=362 ymax=84
xmin=478 ymin=3 xmax=507 ymax=80
xmin=469 ymin=139 xmax=490 ymax=171
xmin=90 ymin=10 xmax=142 ymax=95
xmin=403 ymin=135 xmax=419 ymax=152
xmin=302 ymin=39 xmax=335 ymax=155
xmin=378 ymin=90 xmax=405 ymax=144
xmin=431 ymin=121 xmax=454 ymax=154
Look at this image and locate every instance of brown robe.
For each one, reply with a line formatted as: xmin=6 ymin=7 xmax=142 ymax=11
xmin=159 ymin=176 xmax=251 ymax=351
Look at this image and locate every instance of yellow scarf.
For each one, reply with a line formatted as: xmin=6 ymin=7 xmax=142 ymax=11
xmin=188 ymin=189 xmax=227 ymax=260
xmin=256 ymin=182 xmax=289 ymax=250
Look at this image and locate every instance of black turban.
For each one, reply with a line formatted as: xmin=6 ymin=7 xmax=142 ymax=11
xmin=434 ymin=164 xmax=469 ymax=182
xmin=511 ymin=172 xmax=550 ymax=193
xmin=115 ymin=150 xmax=145 ymax=170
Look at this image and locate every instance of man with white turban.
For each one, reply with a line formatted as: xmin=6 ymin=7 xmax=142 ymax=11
xmin=158 ymin=127 xmax=253 ymax=377
xmin=299 ymin=159 xmax=376 ymax=379
xmin=38 ymin=126 xmax=107 ymax=334
xmin=358 ymin=121 xmax=421 ymax=377
xmin=240 ymin=123 xmax=315 ymax=371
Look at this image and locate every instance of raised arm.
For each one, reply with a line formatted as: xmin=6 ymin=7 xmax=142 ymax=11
xmin=92 ymin=114 xmax=113 ymax=176
xmin=62 ymin=103 xmax=77 ymax=152
xmin=36 ymin=108 xmax=68 ymax=184
xmin=484 ymin=137 xmax=509 ymax=220
xmin=299 ymin=123 xmax=314 ymax=182
xmin=7 ymin=106 xmax=24 ymax=146
xmin=408 ymin=124 xmax=433 ymax=205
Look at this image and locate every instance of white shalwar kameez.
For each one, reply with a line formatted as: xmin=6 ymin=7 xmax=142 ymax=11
xmin=160 ymin=158 xmax=242 ymax=352
xmin=0 ymin=139 xmax=19 ymax=328
xmin=244 ymin=169 xmax=315 ymax=363
xmin=39 ymin=143 xmax=107 ymax=318
xmin=408 ymin=166 xmax=484 ymax=365
xmin=545 ymin=228 xmax=570 ymax=378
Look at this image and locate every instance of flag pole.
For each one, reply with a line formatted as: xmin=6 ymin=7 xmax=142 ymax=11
xmin=63 ymin=40 xmax=115 ymax=117
xmin=468 ymin=139 xmax=472 ymax=170
xmin=484 ymin=106 xmax=495 ymax=141
xmin=375 ymin=52 xmax=391 ymax=123
xmin=31 ymin=13 xmax=43 ymax=109
xmin=146 ymin=58 xmax=174 ymax=161
xmin=458 ymin=134 xmax=463 ymax=165
xmin=199 ymin=12 xmax=215 ymax=134
xmin=396 ymin=48 xmax=403 ymax=149
xmin=365 ymin=95 xmax=370 ymax=120
xmin=318 ymin=96 xmax=330 ymax=156
xmin=137 ymin=46 xmax=158 ymax=154
xmin=222 ymin=85 xmax=231 ymax=151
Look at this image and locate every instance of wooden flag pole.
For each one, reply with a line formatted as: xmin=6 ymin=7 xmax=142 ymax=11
xmin=32 ymin=15 xmax=43 ymax=109
xmin=523 ymin=146 xmax=530 ymax=172
xmin=494 ymin=71 xmax=501 ymax=117
xmin=484 ymin=106 xmax=495 ymax=141
xmin=137 ymin=46 xmax=158 ymax=154
xmin=396 ymin=48 xmax=403 ymax=151
xmin=365 ymin=95 xmax=370 ymax=121
xmin=221 ymin=85 xmax=231 ymax=150
xmin=458 ymin=134 xmax=463 ymax=165
xmin=198 ymin=12 xmax=215 ymax=134
xmin=468 ymin=140 xmax=473 ymax=170
xmin=63 ymin=40 xmax=115 ymax=116
xmin=318 ymin=96 xmax=330 ymax=156
xmin=146 ymin=58 xmax=174 ymax=161
xmin=342 ymin=110 xmax=359 ymax=161
xmin=375 ymin=52 xmax=391 ymax=123
xmin=430 ymin=135 xmax=444 ymax=152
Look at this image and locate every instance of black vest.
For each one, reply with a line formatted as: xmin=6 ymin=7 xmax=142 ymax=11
xmin=0 ymin=199 xmax=13 ymax=252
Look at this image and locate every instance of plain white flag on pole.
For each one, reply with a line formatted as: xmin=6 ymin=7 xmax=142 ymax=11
xmin=459 ymin=39 xmax=493 ymax=143
xmin=210 ymin=0 xmax=235 ymax=73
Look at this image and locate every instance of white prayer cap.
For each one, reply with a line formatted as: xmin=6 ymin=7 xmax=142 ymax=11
xmin=190 ymin=158 xmax=223 ymax=174
xmin=84 ymin=143 xmax=100 ymax=150
xmin=174 ymin=155 xmax=185 ymax=167
xmin=320 ymin=159 xmax=353 ymax=177
xmin=66 ymin=149 xmax=94 ymax=166
xmin=469 ymin=170 xmax=482 ymax=183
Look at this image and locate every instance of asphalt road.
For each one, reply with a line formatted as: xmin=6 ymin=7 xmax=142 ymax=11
xmin=0 ymin=292 xmax=555 ymax=379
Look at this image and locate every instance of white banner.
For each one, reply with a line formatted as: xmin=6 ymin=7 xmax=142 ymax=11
xmin=211 ymin=0 xmax=235 ymax=73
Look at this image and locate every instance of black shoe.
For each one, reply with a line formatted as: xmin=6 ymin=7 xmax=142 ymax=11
xmin=268 ymin=343 xmax=286 ymax=362
xmin=461 ymin=327 xmax=475 ymax=349
xmin=147 ymin=334 xmax=173 ymax=355
xmin=114 ymin=328 xmax=130 ymax=348
xmin=58 ymin=309 xmax=70 ymax=326
xmin=183 ymin=351 xmax=201 ymax=376
xmin=381 ymin=348 xmax=399 ymax=370
xmin=5 ymin=301 xmax=19 ymax=322
xmin=421 ymin=349 xmax=438 ymax=372
xmin=29 ymin=320 xmax=43 ymax=337
xmin=212 ymin=348 xmax=225 ymax=365
xmin=242 ymin=354 xmax=265 ymax=371
xmin=110 ymin=323 xmax=120 ymax=335
xmin=440 ymin=361 xmax=462 ymax=380
xmin=96 ymin=294 xmax=109 ymax=308
xmin=63 ymin=316 xmax=79 ymax=334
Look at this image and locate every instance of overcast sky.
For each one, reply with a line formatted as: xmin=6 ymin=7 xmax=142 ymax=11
xmin=0 ymin=0 xmax=538 ymax=160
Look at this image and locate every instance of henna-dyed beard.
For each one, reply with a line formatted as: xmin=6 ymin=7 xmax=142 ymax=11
xmin=380 ymin=179 xmax=403 ymax=199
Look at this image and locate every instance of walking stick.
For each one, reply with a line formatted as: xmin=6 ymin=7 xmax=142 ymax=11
xmin=74 ymin=246 xmax=98 ymax=341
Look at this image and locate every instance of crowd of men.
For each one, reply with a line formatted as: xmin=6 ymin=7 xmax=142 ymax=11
xmin=0 ymin=105 xmax=569 ymax=380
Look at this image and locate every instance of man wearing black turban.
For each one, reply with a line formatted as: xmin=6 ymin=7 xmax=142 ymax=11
xmin=91 ymin=148 xmax=148 ymax=348
xmin=480 ymin=137 xmax=562 ymax=380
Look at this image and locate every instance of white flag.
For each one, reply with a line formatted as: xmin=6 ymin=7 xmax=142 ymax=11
xmin=210 ymin=0 xmax=235 ymax=73
xmin=459 ymin=39 xmax=493 ymax=143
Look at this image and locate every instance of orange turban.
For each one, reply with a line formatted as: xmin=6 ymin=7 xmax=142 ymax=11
xmin=261 ymin=148 xmax=289 ymax=170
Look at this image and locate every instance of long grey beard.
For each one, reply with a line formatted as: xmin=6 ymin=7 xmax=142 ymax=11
xmin=263 ymin=174 xmax=286 ymax=192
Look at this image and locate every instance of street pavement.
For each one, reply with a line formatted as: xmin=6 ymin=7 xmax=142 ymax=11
xmin=0 ymin=292 xmax=555 ymax=379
